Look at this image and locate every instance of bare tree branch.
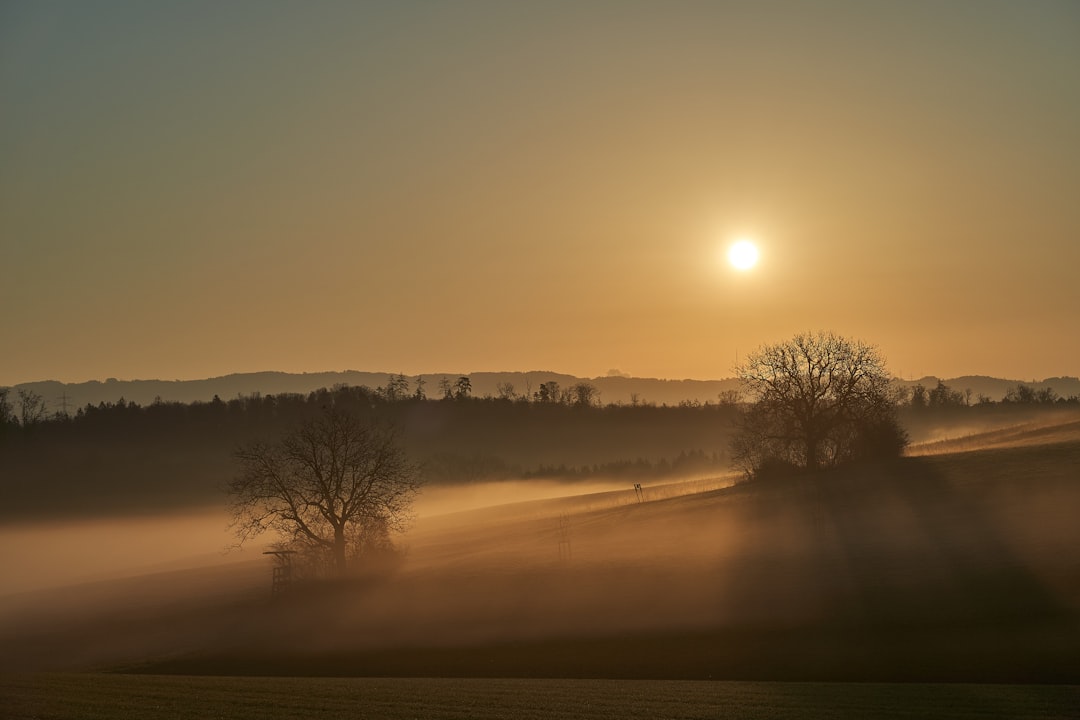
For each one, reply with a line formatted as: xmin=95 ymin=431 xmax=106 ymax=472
xmin=733 ymin=331 xmax=907 ymax=478
xmin=228 ymin=408 xmax=421 ymax=575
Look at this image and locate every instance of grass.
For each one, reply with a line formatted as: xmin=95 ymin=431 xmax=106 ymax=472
xmin=3 ymin=674 xmax=1079 ymax=720
xmin=4 ymin=417 xmax=1080 ymax=720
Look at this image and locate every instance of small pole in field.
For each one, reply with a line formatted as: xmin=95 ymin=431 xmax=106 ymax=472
xmin=557 ymin=514 xmax=572 ymax=563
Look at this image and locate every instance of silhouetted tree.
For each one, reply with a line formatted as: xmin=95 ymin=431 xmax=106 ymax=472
xmin=496 ymin=382 xmax=516 ymax=401
xmin=928 ymin=380 xmax=967 ymax=408
xmin=229 ymin=407 xmax=421 ymax=576
xmin=1004 ymin=383 xmax=1058 ymax=404
xmin=17 ymin=390 xmax=47 ymax=427
xmin=381 ymin=373 xmax=410 ymax=402
xmin=0 ymin=389 xmax=12 ymax=421
xmin=454 ymin=375 xmax=472 ymax=400
xmin=570 ymin=382 xmax=599 ymax=408
xmin=413 ymin=376 xmax=427 ymax=400
xmin=717 ymin=389 xmax=743 ymax=406
xmin=1035 ymin=387 xmax=1058 ymax=404
xmin=1005 ymin=384 xmax=1036 ymax=404
xmin=732 ymin=331 xmax=907 ymax=478
xmin=535 ymin=381 xmax=560 ymax=403
xmin=0 ymin=388 xmax=14 ymax=437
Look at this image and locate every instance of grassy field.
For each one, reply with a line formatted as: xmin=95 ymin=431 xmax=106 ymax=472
xmin=3 ymin=674 xmax=1079 ymax=720
xmin=4 ymin=436 xmax=1080 ymax=681
xmin=2 ymin=418 xmax=1079 ymax=719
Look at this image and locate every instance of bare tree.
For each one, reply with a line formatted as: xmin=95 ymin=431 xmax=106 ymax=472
xmin=535 ymin=381 xmax=560 ymax=403
xmin=1004 ymin=383 xmax=1057 ymax=404
xmin=496 ymin=382 xmax=516 ymax=401
xmin=732 ymin=331 xmax=907 ymax=477
xmin=229 ymin=408 xmax=421 ymax=576
xmin=17 ymin=389 xmax=48 ymax=426
xmin=569 ymin=382 xmax=600 ymax=408
xmin=0 ymin=388 xmax=14 ymax=432
xmin=717 ymin=389 xmax=743 ymax=406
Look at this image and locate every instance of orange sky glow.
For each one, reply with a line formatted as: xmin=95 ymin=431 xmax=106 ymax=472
xmin=2 ymin=2 xmax=1078 ymax=385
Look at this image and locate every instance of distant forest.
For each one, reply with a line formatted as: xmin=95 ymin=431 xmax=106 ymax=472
xmin=8 ymin=369 xmax=1080 ymax=417
xmin=1 ymin=377 xmax=1077 ymax=522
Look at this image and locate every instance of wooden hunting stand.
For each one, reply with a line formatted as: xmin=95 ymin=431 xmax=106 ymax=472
xmin=263 ymin=549 xmax=297 ymax=597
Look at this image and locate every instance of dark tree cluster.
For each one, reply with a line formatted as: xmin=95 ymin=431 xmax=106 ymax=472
xmin=908 ymin=380 xmax=971 ymax=408
xmin=0 ymin=378 xmax=738 ymax=530
xmin=732 ymin=332 xmax=908 ymax=478
xmin=903 ymin=379 xmax=1076 ymax=409
xmin=230 ymin=408 xmax=420 ymax=576
xmin=0 ymin=388 xmax=50 ymax=432
xmin=1003 ymin=383 xmax=1067 ymax=405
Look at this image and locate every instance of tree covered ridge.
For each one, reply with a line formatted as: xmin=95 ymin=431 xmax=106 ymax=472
xmin=2 ymin=361 xmax=1077 ymax=523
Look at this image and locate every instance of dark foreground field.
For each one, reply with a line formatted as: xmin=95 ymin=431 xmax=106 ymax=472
xmin=3 ymin=674 xmax=1079 ymax=720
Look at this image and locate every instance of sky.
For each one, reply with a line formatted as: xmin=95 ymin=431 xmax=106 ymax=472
xmin=2 ymin=1 xmax=1078 ymax=386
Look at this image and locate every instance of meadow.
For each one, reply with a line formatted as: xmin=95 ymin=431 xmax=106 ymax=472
xmin=3 ymin=674 xmax=1079 ymax=720
xmin=1 ymin=411 xmax=1079 ymax=717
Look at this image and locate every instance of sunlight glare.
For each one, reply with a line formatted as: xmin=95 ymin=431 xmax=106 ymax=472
xmin=727 ymin=239 xmax=760 ymax=271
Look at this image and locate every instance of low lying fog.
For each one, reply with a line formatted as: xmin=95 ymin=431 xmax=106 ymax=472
xmin=0 ymin=475 xmax=732 ymax=597
xmin=2 ymin=431 xmax=1078 ymax=674
xmin=907 ymin=413 xmax=1080 ymax=455
xmin=413 ymin=474 xmax=733 ymax=518
xmin=904 ymin=407 xmax=1080 ymax=447
xmin=0 ymin=510 xmax=247 ymax=596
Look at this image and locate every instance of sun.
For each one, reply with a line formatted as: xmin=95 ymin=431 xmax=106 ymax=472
xmin=727 ymin=239 xmax=760 ymax=271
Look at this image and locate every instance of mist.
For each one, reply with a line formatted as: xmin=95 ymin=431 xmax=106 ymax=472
xmin=4 ymin=440 xmax=1078 ymax=677
xmin=0 ymin=509 xmax=248 ymax=596
xmin=1 ymin=411 xmax=1078 ymax=679
xmin=412 ymin=473 xmax=735 ymax=519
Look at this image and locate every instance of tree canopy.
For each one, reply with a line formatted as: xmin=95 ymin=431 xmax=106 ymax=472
xmin=732 ymin=331 xmax=907 ymax=477
xmin=229 ymin=407 xmax=421 ymax=576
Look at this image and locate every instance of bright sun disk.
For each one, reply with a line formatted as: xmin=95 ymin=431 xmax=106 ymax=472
xmin=728 ymin=239 xmax=759 ymax=271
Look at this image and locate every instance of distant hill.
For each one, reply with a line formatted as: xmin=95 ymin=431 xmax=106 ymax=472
xmin=8 ymin=371 xmax=1078 ymax=415
xmin=9 ymin=371 xmax=743 ymax=413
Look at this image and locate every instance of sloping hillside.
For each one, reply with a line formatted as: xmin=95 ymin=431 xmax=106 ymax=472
xmin=2 ymin=423 xmax=1079 ymax=681
xmin=907 ymin=414 xmax=1080 ymax=455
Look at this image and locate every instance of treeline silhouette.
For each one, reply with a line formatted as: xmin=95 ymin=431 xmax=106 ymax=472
xmin=0 ymin=382 xmax=737 ymax=521
xmin=896 ymin=379 xmax=1080 ymax=444
xmin=901 ymin=379 xmax=1078 ymax=408
xmin=1 ymin=377 xmax=1076 ymax=521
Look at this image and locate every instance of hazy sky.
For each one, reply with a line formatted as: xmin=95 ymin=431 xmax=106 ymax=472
xmin=3 ymin=1 xmax=1078 ymax=385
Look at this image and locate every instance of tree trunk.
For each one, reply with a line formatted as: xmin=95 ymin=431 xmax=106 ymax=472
xmin=333 ymin=525 xmax=347 ymax=575
xmin=805 ymin=433 xmax=820 ymax=471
